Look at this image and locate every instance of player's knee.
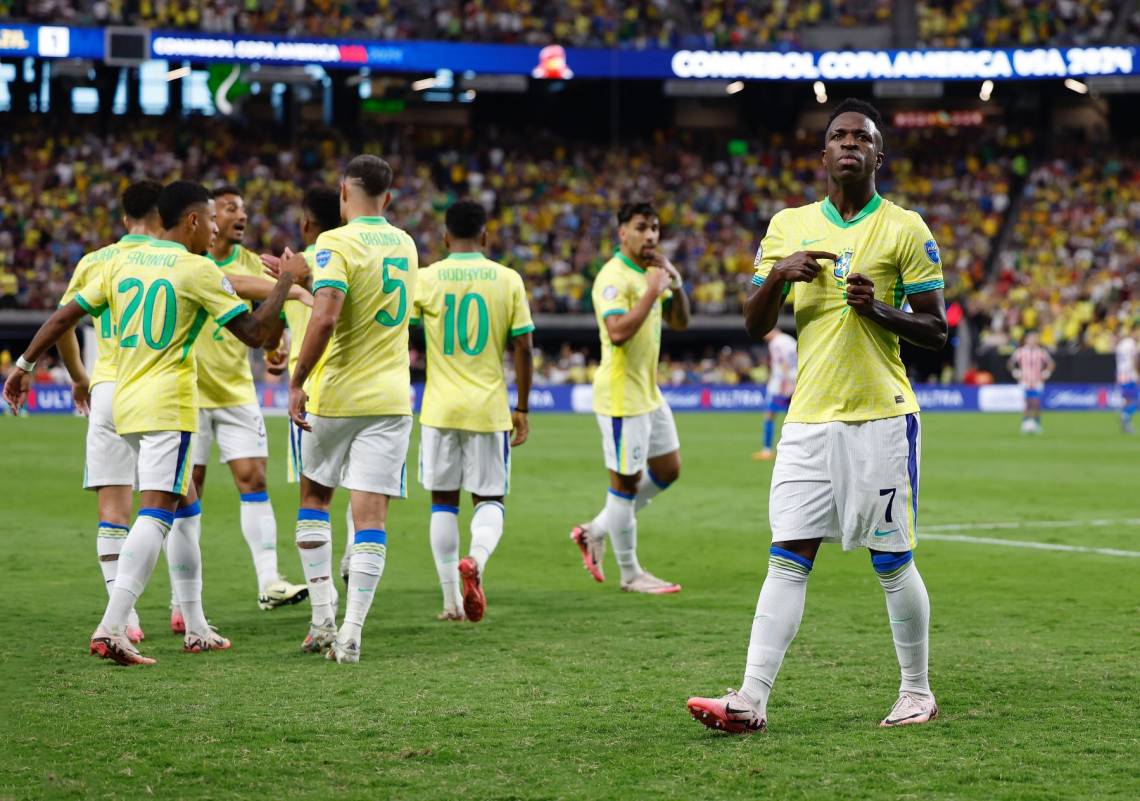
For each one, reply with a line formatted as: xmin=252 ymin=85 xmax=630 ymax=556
xmin=870 ymin=550 xmax=913 ymax=575
xmin=648 ymin=463 xmax=679 ymax=487
xmin=231 ymin=461 xmax=266 ymax=492
xmin=295 ymin=508 xmax=331 ymax=548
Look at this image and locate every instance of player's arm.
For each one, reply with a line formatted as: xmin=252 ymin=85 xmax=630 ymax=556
xmin=223 ymin=255 xmax=304 ymax=347
xmin=510 ymin=332 xmax=534 ymax=447
xmin=744 ymin=251 xmax=833 ymax=340
xmin=288 ymin=286 xmax=343 ymax=430
xmin=3 ymin=301 xmax=90 ymax=413
xmin=654 ymin=255 xmax=691 ymax=331
xmin=262 ymin=248 xmax=313 ymax=291
xmin=55 ymin=327 xmax=91 ymax=415
xmin=225 ymin=273 xmax=313 ymax=306
xmin=845 ymin=278 xmax=948 ymax=351
xmin=605 ymin=268 xmax=672 ymax=346
xmin=1006 ymin=351 xmax=1021 ymax=379
xmin=1043 ymin=350 xmax=1055 ymax=381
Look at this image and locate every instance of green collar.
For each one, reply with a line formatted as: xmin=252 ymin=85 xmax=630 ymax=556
xmin=208 ymin=245 xmax=240 ymax=267
xmin=352 ymin=215 xmax=387 ymax=225
xmin=615 ymin=250 xmax=645 ymax=274
xmin=449 ymin=252 xmax=484 ymax=260
xmin=304 ymin=244 xmax=316 ymax=254
xmin=821 ymin=193 xmax=883 ymax=228
xmin=152 ymin=239 xmax=188 ymax=252
xmin=120 ymin=234 xmax=152 ymax=244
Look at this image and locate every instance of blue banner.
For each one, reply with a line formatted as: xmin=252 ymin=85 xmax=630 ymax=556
xmin=13 ymin=383 xmax=1128 ymax=415
xmin=0 ymin=24 xmax=103 ymax=59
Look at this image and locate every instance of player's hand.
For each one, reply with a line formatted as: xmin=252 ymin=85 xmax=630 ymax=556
xmin=279 ymin=249 xmax=310 ymax=285
xmin=288 ymin=385 xmax=311 ymax=431
xmin=3 ymin=368 xmax=32 ymax=415
xmin=773 ymin=251 xmax=836 ymax=283
xmin=510 ymin=410 xmax=529 ymax=447
xmin=650 ymin=253 xmax=683 ymax=289
xmin=845 ymin=273 xmax=876 ymax=315
xmin=265 ymin=347 xmax=288 ymax=376
xmin=260 ymin=252 xmax=282 ymax=277
xmin=646 ymin=267 xmax=672 ymax=297
xmin=72 ymin=376 xmax=91 ymax=416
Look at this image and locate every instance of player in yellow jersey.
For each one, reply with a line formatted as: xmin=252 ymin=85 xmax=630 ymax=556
xmin=411 ymin=200 xmax=534 ymax=623
xmin=571 ymin=202 xmax=690 ymax=594
xmin=5 ymin=181 xmax=304 ymax=665
xmin=52 ymin=180 xmax=164 ymax=644
xmin=287 ymin=156 xmax=419 ymax=664
xmin=688 ymin=100 xmax=948 ymax=734
xmin=165 ymin=185 xmax=307 ymax=620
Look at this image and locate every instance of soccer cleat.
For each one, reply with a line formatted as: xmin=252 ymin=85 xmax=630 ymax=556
xmin=458 ymin=556 xmax=486 ymax=623
xmin=620 ymin=571 xmax=681 ymax=594
xmin=880 ymin=692 xmax=939 ymax=727
xmin=90 ymin=627 xmax=156 ymax=667
xmin=437 ymin=608 xmax=466 ymax=622
xmin=326 ymin=638 xmax=360 ymax=664
xmin=170 ymin=604 xmax=185 ymax=635
xmin=570 ymin=524 xmax=606 ymax=582
xmin=258 ymin=577 xmax=309 ymax=610
xmin=126 ymin=609 xmax=144 ymax=644
xmin=184 ymin=626 xmax=232 ymax=653
xmin=687 ymin=689 xmax=766 ymax=734
xmin=752 ymin=448 xmax=774 ymax=461
xmin=301 ymin=619 xmax=337 ymax=653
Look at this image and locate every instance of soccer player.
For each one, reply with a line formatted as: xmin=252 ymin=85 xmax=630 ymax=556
xmin=4 ymin=181 xmax=303 ymax=664
xmin=181 ymin=184 xmax=306 ymax=620
xmin=687 ymin=99 xmax=948 ymax=732
xmin=1115 ymin=330 xmax=1137 ymax=434
xmin=287 ymin=155 xmax=418 ymax=664
xmin=411 ymin=200 xmax=534 ymax=623
xmin=753 ymin=328 xmax=797 ymax=461
xmin=570 ymin=201 xmax=690 ymax=594
xmin=53 ymin=180 xmax=164 ymax=643
xmin=1007 ymin=331 xmax=1054 ymax=434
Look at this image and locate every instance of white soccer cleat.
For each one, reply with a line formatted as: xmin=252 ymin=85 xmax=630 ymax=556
xmin=184 ymin=625 xmax=232 ymax=653
xmin=620 ymin=571 xmax=681 ymax=594
xmin=90 ymin=626 xmax=156 ymax=667
xmin=570 ymin=523 xmax=606 ymax=582
xmin=301 ymin=619 xmax=337 ymax=653
xmin=687 ymin=689 xmax=766 ymax=734
xmin=326 ymin=638 xmax=360 ymax=664
xmin=880 ymin=692 xmax=939 ymax=727
xmin=258 ymin=577 xmax=309 ymax=610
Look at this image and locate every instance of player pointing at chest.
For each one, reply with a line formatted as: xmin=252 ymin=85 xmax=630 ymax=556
xmin=688 ymin=99 xmax=948 ymax=733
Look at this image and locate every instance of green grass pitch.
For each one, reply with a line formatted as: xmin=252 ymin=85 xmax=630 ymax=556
xmin=1 ymin=412 xmax=1137 ymax=801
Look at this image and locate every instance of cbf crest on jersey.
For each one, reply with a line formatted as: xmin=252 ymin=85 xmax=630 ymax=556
xmin=833 ymin=248 xmax=854 ymax=281
xmin=315 ymin=249 xmax=332 ymax=268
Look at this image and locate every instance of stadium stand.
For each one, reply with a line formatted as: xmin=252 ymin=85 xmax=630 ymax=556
xmin=917 ymin=0 xmax=1125 ymax=48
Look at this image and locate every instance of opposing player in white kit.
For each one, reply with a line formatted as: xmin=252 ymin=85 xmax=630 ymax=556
xmin=288 ymin=156 xmax=418 ymax=664
xmin=753 ymin=328 xmax=797 ymax=461
xmin=688 ymin=99 xmax=948 ymax=732
xmin=412 ymin=200 xmax=534 ymax=623
xmin=1116 ymin=330 xmax=1138 ymax=434
xmin=1008 ymin=331 xmax=1054 ymax=435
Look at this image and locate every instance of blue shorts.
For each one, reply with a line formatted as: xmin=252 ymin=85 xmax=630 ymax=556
xmin=767 ymin=394 xmax=791 ymax=414
xmin=1024 ymin=388 xmax=1043 ymax=401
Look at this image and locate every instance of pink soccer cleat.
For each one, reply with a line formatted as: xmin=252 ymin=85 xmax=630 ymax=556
xmin=570 ymin=524 xmax=605 ymax=582
xmin=183 ymin=626 xmax=231 ymax=653
xmin=458 ymin=557 xmax=486 ymax=623
xmin=687 ymin=689 xmax=766 ymax=734
xmin=880 ymin=692 xmax=939 ymax=727
xmin=90 ymin=627 xmax=156 ymax=667
xmin=620 ymin=571 xmax=681 ymax=594
xmin=170 ymin=605 xmax=185 ymax=635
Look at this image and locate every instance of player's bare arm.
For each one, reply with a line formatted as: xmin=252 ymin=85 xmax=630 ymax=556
xmin=510 ymin=331 xmax=534 ymax=447
xmin=845 ymin=274 xmax=948 ymax=351
xmin=288 ymin=284 xmax=344 ymax=430
xmin=744 ymin=251 xmax=835 ymax=340
xmin=262 ymin=247 xmax=313 ymax=290
xmin=55 ymin=325 xmax=91 ymax=416
xmin=226 ymin=272 xmax=313 ymax=307
xmin=223 ymin=258 xmax=303 ymax=348
xmin=4 ymin=300 xmax=89 ymax=413
xmin=653 ymin=254 xmax=691 ymax=331
xmin=604 ymin=267 xmax=672 ymax=345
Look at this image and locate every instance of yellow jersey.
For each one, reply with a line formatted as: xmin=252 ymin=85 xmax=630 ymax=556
xmin=591 ymin=251 xmax=671 ymax=417
xmin=60 ymin=234 xmax=153 ymax=387
xmin=306 ymin=216 xmax=418 ymax=417
xmin=752 ymin=194 xmax=944 ymax=423
xmin=196 ymin=244 xmax=262 ymax=408
xmin=72 ymin=239 xmax=247 ymax=434
xmin=412 ymin=252 xmax=535 ymax=432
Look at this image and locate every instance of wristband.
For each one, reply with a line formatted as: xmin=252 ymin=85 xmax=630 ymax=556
xmin=16 ymin=355 xmax=35 ymax=372
xmin=513 ymin=406 xmax=528 ymax=414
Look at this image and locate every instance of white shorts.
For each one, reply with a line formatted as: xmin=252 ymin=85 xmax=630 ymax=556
xmin=595 ymin=403 xmax=680 ymax=476
xmin=300 ymin=414 xmax=412 ymax=497
xmin=418 ymin=426 xmax=511 ymax=497
xmin=769 ymin=414 xmax=921 ymax=553
xmin=192 ymin=403 xmax=268 ymax=466
xmin=84 ymin=382 xmax=137 ymax=489
xmin=122 ymin=430 xmax=195 ymax=496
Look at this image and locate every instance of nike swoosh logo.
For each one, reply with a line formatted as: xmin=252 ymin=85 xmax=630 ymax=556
xmin=724 ymin=704 xmax=752 ymax=716
xmin=801 ymin=237 xmax=826 ymax=246
xmin=873 ymin=528 xmax=898 ymax=537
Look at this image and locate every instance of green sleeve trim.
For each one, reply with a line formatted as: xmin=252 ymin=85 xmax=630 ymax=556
xmin=409 ymin=317 xmax=421 ymax=326
xmin=279 ymin=310 xmax=287 ymax=321
xmin=510 ymin=323 xmax=536 ymax=337
xmin=903 ymin=279 xmax=945 ymax=295
xmin=751 ymin=275 xmax=765 ymax=287
xmin=601 ymin=309 xmax=627 ymax=319
xmin=74 ymin=294 xmax=107 ymax=317
xmin=214 ymin=304 xmax=247 ymax=326
xmin=313 ymin=279 xmax=348 ymax=295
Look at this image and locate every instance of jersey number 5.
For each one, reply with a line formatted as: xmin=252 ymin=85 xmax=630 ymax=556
xmin=374 ymin=257 xmax=409 ymax=327
xmin=118 ymin=278 xmax=176 ymax=350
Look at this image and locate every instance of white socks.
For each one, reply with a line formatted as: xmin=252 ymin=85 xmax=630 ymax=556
xmin=167 ymin=501 xmax=208 ymax=634
xmin=588 ymin=470 xmax=671 ymax=542
xmin=100 ymin=508 xmax=173 ymax=634
xmin=605 ymin=489 xmax=642 ymax=582
xmin=296 ymin=509 xmax=334 ymax=625
xmin=873 ymin=553 xmax=932 ymax=696
xmin=96 ymin=522 xmax=130 ymax=594
xmin=470 ymin=501 xmax=504 ymax=575
xmin=239 ymin=491 xmax=279 ymax=592
xmin=430 ymin=505 xmax=462 ymax=611
xmin=341 ymin=528 xmax=387 ymax=644
xmin=740 ymin=547 xmax=813 ymax=716
xmin=344 ymin=502 xmax=356 ymax=566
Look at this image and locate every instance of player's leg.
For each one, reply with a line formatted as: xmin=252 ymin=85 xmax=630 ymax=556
xmin=171 ymin=409 xmax=214 ymax=627
xmin=167 ymin=483 xmax=231 ymax=653
xmin=420 ymin=425 xmax=464 ymax=619
xmin=1122 ymin=383 xmax=1137 ymax=433
xmin=92 ymin=431 xmax=194 ymax=666
xmin=455 ymin=430 xmax=513 ymax=623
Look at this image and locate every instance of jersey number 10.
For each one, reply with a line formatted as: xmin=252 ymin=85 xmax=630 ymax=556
xmin=443 ymin=293 xmax=489 ymax=356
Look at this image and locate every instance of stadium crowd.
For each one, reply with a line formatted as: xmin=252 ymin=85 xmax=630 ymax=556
xmin=1 ymin=0 xmax=1124 ymax=48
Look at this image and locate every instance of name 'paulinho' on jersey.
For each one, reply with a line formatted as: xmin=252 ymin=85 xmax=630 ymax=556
xmin=412 ymin=251 xmax=535 ymax=433
xmin=752 ymin=194 xmax=944 ymax=424
xmin=197 ymin=244 xmax=265 ymax=408
xmin=306 ymin=215 xmax=419 ymax=418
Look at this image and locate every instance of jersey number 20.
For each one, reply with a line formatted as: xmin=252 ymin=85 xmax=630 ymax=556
xmin=118 ymin=278 xmax=176 ymax=350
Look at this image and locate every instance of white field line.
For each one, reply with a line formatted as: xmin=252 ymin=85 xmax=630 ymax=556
xmin=924 ymin=519 xmax=1140 ymax=532
xmin=920 ymin=518 xmax=1140 ymax=558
